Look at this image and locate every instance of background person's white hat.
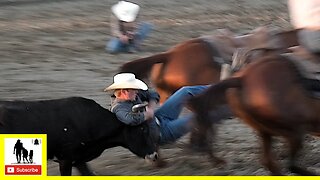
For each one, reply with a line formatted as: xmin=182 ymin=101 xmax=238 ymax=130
xmin=111 ymin=1 xmax=140 ymax=22
xmin=104 ymin=73 xmax=148 ymax=91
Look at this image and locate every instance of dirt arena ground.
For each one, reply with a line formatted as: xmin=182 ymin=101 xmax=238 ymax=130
xmin=1 ymin=0 xmax=319 ymax=175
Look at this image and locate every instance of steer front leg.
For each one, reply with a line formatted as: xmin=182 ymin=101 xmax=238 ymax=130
xmin=59 ymin=160 xmax=73 ymax=176
xmin=75 ymin=162 xmax=96 ymax=175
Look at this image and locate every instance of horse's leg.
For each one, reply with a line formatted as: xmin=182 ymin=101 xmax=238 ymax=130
xmin=189 ymin=126 xmax=208 ymax=152
xmin=286 ymin=135 xmax=316 ymax=175
xmin=259 ymin=132 xmax=282 ymax=175
xmin=189 ymin=119 xmax=225 ymax=166
xmin=207 ymin=126 xmax=226 ymax=166
xmin=189 ymin=113 xmax=210 ymax=152
xmin=75 ymin=162 xmax=96 ymax=176
xmin=59 ymin=160 xmax=73 ymax=176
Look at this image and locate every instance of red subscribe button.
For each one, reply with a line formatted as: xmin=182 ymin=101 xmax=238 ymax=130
xmin=5 ymin=165 xmax=41 ymax=175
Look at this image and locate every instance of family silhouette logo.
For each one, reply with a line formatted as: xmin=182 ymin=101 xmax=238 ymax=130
xmin=4 ymin=137 xmax=45 ymax=176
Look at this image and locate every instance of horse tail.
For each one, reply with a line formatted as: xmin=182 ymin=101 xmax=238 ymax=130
xmin=188 ymin=77 xmax=242 ymax=150
xmin=119 ymin=52 xmax=169 ymax=80
xmin=208 ymin=77 xmax=242 ymax=104
xmin=189 ymin=77 xmax=242 ymax=112
xmin=217 ymin=77 xmax=242 ymax=90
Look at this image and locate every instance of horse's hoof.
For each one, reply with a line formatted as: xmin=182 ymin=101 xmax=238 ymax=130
xmin=289 ymin=166 xmax=317 ymax=176
xmin=214 ymin=157 xmax=227 ymax=167
xmin=188 ymin=144 xmax=208 ymax=153
xmin=90 ymin=171 xmax=98 ymax=176
xmin=209 ymin=155 xmax=227 ymax=167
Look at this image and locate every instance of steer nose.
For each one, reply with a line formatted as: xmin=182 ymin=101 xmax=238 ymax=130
xmin=145 ymin=152 xmax=167 ymax=168
xmin=145 ymin=152 xmax=158 ymax=162
xmin=153 ymin=153 xmax=158 ymax=161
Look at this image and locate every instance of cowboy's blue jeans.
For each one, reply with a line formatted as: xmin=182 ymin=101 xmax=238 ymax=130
xmin=106 ymin=22 xmax=153 ymax=53
xmin=154 ymin=85 xmax=209 ymax=145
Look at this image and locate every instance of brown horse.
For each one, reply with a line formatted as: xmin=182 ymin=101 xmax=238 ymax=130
xmin=189 ymin=54 xmax=320 ymax=175
xmin=120 ymin=28 xmax=299 ymax=103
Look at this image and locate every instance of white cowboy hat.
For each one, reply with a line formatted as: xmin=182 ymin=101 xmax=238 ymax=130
xmin=104 ymin=73 xmax=148 ymax=91
xmin=111 ymin=1 xmax=140 ymax=22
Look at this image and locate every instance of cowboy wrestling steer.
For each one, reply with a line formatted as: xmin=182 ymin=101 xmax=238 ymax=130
xmin=0 ymin=97 xmax=158 ymax=175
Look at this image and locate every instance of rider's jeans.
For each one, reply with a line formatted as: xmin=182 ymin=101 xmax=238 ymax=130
xmin=154 ymin=85 xmax=209 ymax=145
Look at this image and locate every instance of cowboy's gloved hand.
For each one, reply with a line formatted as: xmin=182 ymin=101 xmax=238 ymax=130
xmin=144 ymin=106 xmax=154 ymax=121
xmin=148 ymin=100 xmax=158 ymax=109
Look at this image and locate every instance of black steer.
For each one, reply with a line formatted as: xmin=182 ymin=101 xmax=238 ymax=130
xmin=0 ymin=97 xmax=158 ymax=175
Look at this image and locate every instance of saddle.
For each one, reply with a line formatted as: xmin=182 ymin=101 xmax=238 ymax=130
xmin=202 ymin=27 xmax=320 ymax=88
xmin=202 ymin=27 xmax=299 ymax=77
xmin=283 ymin=47 xmax=320 ymax=97
xmin=284 ymin=47 xmax=320 ymax=79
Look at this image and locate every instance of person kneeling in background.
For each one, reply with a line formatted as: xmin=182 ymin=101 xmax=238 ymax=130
xmin=106 ymin=1 xmax=153 ymax=54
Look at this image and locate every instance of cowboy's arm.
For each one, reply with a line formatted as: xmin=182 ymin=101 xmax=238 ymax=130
xmin=110 ymin=14 xmax=123 ymax=37
xmin=112 ymin=102 xmax=147 ymax=125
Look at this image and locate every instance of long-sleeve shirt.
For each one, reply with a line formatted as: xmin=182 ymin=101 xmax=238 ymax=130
xmin=110 ymin=89 xmax=159 ymax=126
